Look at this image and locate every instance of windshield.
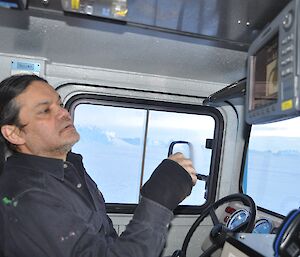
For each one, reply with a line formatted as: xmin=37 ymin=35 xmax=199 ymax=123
xmin=243 ymin=116 xmax=300 ymax=215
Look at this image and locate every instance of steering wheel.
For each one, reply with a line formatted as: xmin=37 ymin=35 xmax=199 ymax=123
xmin=172 ymin=193 xmax=256 ymax=257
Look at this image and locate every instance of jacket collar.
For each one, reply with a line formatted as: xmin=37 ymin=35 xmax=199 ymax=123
xmin=7 ymin=152 xmax=66 ymax=181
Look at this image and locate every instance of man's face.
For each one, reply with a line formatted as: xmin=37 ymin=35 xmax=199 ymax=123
xmin=14 ymin=80 xmax=80 ymax=159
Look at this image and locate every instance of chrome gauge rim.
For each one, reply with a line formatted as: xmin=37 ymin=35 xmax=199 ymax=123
xmin=253 ymin=218 xmax=273 ymax=234
xmin=226 ymin=209 xmax=250 ymax=230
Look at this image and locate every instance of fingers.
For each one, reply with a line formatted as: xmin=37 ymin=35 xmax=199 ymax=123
xmin=168 ymin=152 xmax=197 ymax=185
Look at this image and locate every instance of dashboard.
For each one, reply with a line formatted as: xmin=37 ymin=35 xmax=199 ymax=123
xmin=223 ymin=205 xmax=278 ymax=234
xmin=217 ymin=205 xmax=279 ymax=256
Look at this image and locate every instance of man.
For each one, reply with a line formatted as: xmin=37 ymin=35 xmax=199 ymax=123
xmin=0 ymin=74 xmax=197 ymax=257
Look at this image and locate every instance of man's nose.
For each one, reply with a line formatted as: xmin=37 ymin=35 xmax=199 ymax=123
xmin=57 ymin=105 xmax=71 ymax=120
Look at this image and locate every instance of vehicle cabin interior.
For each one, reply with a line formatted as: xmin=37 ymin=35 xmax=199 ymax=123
xmin=1 ymin=0 xmax=300 ymax=256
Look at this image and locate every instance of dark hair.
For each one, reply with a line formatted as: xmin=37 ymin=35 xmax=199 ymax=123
xmin=0 ymin=74 xmax=48 ymax=151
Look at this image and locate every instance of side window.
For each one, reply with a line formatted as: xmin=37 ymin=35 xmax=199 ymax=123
xmin=243 ymin=116 xmax=300 ymax=215
xmin=143 ymin=110 xmax=214 ymax=205
xmin=73 ymin=104 xmax=146 ymax=204
xmin=72 ymin=102 xmax=216 ymax=208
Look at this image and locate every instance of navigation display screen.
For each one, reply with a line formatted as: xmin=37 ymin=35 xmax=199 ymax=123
xmin=250 ymin=34 xmax=279 ymax=110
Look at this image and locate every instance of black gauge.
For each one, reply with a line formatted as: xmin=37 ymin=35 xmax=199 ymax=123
xmin=226 ymin=209 xmax=250 ymax=230
xmin=253 ymin=218 xmax=273 ymax=234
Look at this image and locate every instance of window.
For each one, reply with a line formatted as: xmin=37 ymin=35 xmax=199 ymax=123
xmin=142 ymin=110 xmax=214 ymax=205
xmin=72 ymin=101 xmax=218 ymax=209
xmin=243 ymin=116 xmax=300 ymax=215
xmin=73 ymin=105 xmax=146 ymax=204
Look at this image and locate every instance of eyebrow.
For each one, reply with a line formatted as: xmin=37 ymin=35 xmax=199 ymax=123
xmin=33 ymin=95 xmax=62 ymax=109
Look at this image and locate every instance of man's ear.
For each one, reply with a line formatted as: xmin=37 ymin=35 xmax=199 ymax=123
xmin=1 ymin=125 xmax=25 ymax=146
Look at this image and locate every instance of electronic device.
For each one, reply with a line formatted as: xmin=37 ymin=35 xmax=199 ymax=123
xmin=246 ymin=0 xmax=300 ymax=124
xmin=0 ymin=0 xmax=27 ymax=9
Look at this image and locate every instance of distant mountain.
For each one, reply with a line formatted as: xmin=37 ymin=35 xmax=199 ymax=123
xmin=122 ymin=138 xmax=140 ymax=145
xmin=250 ymin=136 xmax=300 ymax=154
xmin=77 ymin=126 xmax=110 ymax=144
xmin=77 ymin=126 xmax=148 ymax=147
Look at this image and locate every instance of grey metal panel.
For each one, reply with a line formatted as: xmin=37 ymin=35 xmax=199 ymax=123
xmin=0 ymin=7 xmax=247 ymax=85
xmin=48 ymin=62 xmax=227 ymax=96
xmin=0 ymin=53 xmax=227 ymax=98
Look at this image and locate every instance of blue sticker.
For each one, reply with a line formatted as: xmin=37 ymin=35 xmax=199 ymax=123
xmin=11 ymin=60 xmax=41 ymax=76
xmin=0 ymin=1 xmax=18 ymax=9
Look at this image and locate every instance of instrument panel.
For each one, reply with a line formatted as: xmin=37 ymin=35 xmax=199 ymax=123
xmin=224 ymin=206 xmax=275 ymax=234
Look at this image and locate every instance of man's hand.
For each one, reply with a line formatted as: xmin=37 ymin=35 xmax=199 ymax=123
xmin=168 ymin=152 xmax=197 ymax=186
xmin=141 ymin=152 xmax=197 ymax=210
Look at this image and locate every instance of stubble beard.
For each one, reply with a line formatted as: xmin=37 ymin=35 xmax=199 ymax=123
xmin=52 ymin=133 xmax=80 ymax=156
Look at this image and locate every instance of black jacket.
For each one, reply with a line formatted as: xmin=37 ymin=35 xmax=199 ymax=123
xmin=0 ymin=152 xmax=174 ymax=257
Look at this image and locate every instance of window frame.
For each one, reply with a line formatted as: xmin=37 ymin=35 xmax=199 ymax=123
xmin=66 ymin=93 xmax=224 ymax=214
